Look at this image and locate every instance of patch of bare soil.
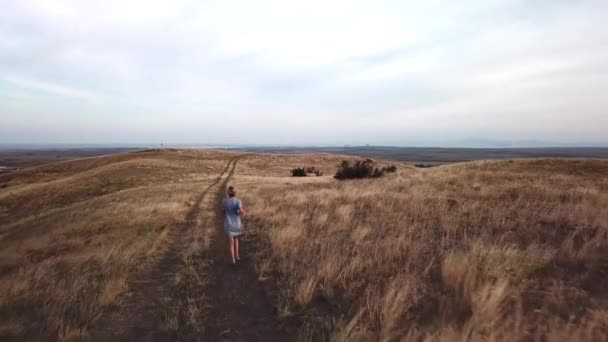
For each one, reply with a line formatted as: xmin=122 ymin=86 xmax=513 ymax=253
xmin=201 ymin=159 xmax=298 ymax=341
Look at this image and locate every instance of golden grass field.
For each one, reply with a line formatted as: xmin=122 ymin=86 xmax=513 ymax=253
xmin=0 ymin=149 xmax=237 ymax=339
xmin=237 ymin=158 xmax=608 ymax=341
xmin=1 ymin=149 xmax=607 ymax=341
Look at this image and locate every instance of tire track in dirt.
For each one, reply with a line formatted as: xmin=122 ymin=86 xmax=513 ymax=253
xmin=201 ymin=158 xmax=297 ymax=341
xmin=90 ymin=158 xmax=237 ymax=341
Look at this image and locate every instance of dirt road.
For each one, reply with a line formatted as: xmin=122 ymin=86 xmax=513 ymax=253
xmin=90 ymin=157 xmax=295 ymax=341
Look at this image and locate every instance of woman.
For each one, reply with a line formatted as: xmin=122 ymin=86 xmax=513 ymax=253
xmin=221 ymin=186 xmax=245 ymax=264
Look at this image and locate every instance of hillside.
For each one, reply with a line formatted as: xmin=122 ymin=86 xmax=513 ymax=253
xmin=0 ymin=149 xmax=607 ymax=341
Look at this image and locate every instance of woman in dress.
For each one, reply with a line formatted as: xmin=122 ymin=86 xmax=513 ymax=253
xmin=221 ymin=186 xmax=245 ymax=264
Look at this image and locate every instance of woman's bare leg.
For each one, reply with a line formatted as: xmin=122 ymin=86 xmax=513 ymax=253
xmin=228 ymin=236 xmax=235 ymax=263
xmin=235 ymin=236 xmax=240 ymax=260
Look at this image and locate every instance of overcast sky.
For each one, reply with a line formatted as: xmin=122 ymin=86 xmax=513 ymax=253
xmin=1 ymin=0 xmax=607 ymax=147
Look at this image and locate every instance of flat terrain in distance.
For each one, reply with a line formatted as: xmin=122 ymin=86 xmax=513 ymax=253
xmin=2 ymin=146 xmax=607 ymax=173
xmin=1 ymin=149 xmax=607 ymax=341
xmin=227 ymin=146 xmax=608 ymax=165
xmin=0 ymin=148 xmax=140 ymax=173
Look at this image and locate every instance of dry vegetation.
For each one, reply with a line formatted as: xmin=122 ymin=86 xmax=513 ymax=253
xmin=236 ymin=153 xmax=356 ymax=177
xmin=1 ymin=149 xmax=607 ymax=341
xmin=236 ymin=158 xmax=608 ymax=341
xmin=0 ymin=149 xmax=235 ymax=340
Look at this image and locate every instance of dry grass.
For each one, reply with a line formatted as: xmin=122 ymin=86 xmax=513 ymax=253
xmin=160 ymin=188 xmax=218 ymax=336
xmin=2 ymin=149 xmax=607 ymax=341
xmin=236 ymin=157 xmax=608 ymax=341
xmin=0 ymin=149 xmax=235 ymax=339
xmin=236 ymin=153 xmax=362 ymax=177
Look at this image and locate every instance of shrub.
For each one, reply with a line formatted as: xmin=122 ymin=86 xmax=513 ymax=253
xmin=291 ymin=167 xmax=307 ymax=177
xmin=292 ymin=166 xmax=323 ymax=177
xmin=335 ymin=160 xmax=397 ymax=180
xmin=335 ymin=159 xmax=374 ymax=179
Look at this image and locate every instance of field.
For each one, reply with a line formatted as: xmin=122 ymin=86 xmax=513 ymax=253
xmin=1 ymin=149 xmax=607 ymax=340
xmin=0 ymin=148 xmax=140 ymax=173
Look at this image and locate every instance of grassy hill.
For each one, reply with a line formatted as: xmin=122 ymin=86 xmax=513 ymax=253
xmin=0 ymin=149 xmax=607 ymax=340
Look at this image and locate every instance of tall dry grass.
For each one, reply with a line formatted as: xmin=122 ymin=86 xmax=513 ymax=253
xmin=0 ymin=149 xmax=235 ymax=340
xmin=237 ymin=158 xmax=608 ymax=341
xmin=2 ymin=150 xmax=607 ymax=341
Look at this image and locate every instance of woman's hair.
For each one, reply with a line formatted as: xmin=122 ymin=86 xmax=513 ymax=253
xmin=227 ymin=186 xmax=236 ymax=197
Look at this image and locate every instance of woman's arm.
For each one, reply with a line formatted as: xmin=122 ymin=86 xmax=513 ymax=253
xmin=239 ymin=200 xmax=245 ymax=216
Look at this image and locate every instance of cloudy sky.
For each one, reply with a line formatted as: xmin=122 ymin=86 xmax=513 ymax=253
xmin=1 ymin=0 xmax=607 ymax=147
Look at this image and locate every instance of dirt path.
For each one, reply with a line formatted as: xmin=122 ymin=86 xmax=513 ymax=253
xmin=90 ymin=157 xmax=295 ymax=341
xmin=200 ymin=158 xmax=296 ymax=341
xmin=90 ymin=158 xmax=237 ymax=341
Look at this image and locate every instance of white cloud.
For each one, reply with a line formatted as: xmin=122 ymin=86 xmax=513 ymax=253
xmin=4 ymin=75 xmax=100 ymax=102
xmin=0 ymin=0 xmax=607 ymax=145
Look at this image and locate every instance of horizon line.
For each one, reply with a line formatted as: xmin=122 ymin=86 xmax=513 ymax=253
xmin=1 ymin=143 xmax=608 ymax=150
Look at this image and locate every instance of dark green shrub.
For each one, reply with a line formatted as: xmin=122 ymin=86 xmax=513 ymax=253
xmin=335 ymin=159 xmax=375 ymax=179
xmin=291 ymin=167 xmax=307 ymax=177
xmin=335 ymin=160 xmax=397 ymax=180
xmin=292 ymin=166 xmax=323 ymax=177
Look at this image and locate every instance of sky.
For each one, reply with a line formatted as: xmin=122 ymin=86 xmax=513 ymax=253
xmin=1 ymin=0 xmax=607 ymax=147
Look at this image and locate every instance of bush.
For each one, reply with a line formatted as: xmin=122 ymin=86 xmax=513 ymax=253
xmin=291 ymin=167 xmax=307 ymax=177
xmin=335 ymin=160 xmax=397 ymax=180
xmin=335 ymin=159 xmax=374 ymax=179
xmin=292 ymin=166 xmax=323 ymax=177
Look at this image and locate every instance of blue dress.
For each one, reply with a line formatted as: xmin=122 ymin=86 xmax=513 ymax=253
xmin=222 ymin=197 xmax=242 ymax=237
